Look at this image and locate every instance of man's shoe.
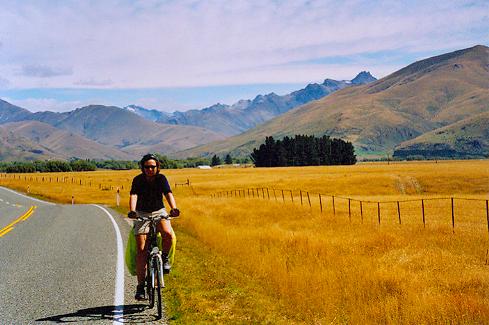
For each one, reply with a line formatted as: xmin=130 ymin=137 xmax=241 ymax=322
xmin=163 ymin=256 xmax=171 ymax=274
xmin=135 ymin=284 xmax=146 ymax=300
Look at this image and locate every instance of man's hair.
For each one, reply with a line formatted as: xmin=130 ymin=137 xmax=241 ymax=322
xmin=140 ymin=153 xmax=160 ymax=174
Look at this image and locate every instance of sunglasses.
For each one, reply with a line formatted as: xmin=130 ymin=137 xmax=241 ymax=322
xmin=144 ymin=165 xmax=157 ymax=169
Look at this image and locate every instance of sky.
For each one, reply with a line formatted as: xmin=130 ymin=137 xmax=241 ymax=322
xmin=0 ymin=0 xmax=488 ymax=112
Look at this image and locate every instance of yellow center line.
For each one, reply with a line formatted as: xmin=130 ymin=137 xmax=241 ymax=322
xmin=0 ymin=227 xmax=13 ymax=237
xmin=0 ymin=206 xmax=37 ymax=237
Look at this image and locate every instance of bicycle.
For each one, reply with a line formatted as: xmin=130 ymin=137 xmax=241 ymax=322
xmin=137 ymin=212 xmax=178 ymax=320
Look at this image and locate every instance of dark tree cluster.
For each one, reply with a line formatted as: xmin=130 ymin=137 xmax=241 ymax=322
xmin=0 ymin=159 xmax=97 ymax=173
xmin=250 ymin=135 xmax=356 ymax=167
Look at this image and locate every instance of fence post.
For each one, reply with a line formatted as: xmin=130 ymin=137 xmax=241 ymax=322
xmin=377 ymin=202 xmax=381 ymax=224
xmin=281 ymin=190 xmax=285 ymax=203
xmin=397 ymin=201 xmax=401 ymax=225
xmin=116 ymin=188 xmax=120 ymax=207
xmin=319 ymin=194 xmax=322 ymax=213
xmin=422 ymin=199 xmax=425 ymax=227
xmin=348 ymin=198 xmax=351 ymax=222
xmin=290 ymin=190 xmax=294 ymax=203
xmin=72 ymin=195 xmax=74 ymax=205
xmin=266 ymin=188 xmax=270 ymax=200
xmin=360 ymin=201 xmax=363 ymax=223
xmin=261 ymin=188 xmax=265 ymax=199
xmin=300 ymin=190 xmax=303 ymax=205
xmin=273 ymin=189 xmax=277 ymax=201
xmin=486 ymin=200 xmax=489 ymax=237
xmin=451 ymin=197 xmax=455 ymax=233
xmin=332 ymin=196 xmax=336 ymax=216
xmin=307 ymin=192 xmax=311 ymax=208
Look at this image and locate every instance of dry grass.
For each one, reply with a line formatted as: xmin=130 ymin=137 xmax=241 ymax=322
xmin=1 ymin=160 xmax=489 ymax=323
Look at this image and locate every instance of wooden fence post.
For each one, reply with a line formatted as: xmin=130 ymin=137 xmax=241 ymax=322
xmin=281 ymin=190 xmax=285 ymax=203
xmin=377 ymin=202 xmax=381 ymax=225
xmin=332 ymin=196 xmax=336 ymax=216
xmin=300 ymin=190 xmax=303 ymax=205
xmin=307 ymin=192 xmax=311 ymax=208
xmin=348 ymin=198 xmax=351 ymax=221
xmin=451 ymin=197 xmax=455 ymax=232
xmin=266 ymin=188 xmax=270 ymax=200
xmin=360 ymin=201 xmax=363 ymax=223
xmin=486 ymin=200 xmax=489 ymax=237
xmin=290 ymin=190 xmax=294 ymax=203
xmin=422 ymin=199 xmax=426 ymax=227
xmin=273 ymin=189 xmax=277 ymax=201
xmin=261 ymin=188 xmax=265 ymax=199
xmin=319 ymin=194 xmax=322 ymax=213
xmin=397 ymin=201 xmax=401 ymax=224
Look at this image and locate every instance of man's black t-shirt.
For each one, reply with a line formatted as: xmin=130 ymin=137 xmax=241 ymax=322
xmin=130 ymin=173 xmax=172 ymax=212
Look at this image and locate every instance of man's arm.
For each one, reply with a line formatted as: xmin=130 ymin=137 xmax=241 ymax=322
xmin=129 ymin=194 xmax=138 ymax=212
xmin=164 ymin=192 xmax=177 ymax=210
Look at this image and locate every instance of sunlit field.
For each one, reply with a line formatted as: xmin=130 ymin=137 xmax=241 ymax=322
xmin=2 ymin=160 xmax=489 ymax=323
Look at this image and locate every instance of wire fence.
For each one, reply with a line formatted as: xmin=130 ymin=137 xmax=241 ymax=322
xmin=211 ymin=187 xmax=489 ymax=233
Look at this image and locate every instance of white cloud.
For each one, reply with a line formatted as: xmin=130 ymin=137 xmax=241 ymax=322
xmin=0 ymin=0 xmax=487 ymax=88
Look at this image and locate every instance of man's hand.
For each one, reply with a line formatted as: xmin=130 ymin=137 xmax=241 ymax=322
xmin=170 ymin=208 xmax=180 ymax=218
xmin=127 ymin=211 xmax=137 ymax=219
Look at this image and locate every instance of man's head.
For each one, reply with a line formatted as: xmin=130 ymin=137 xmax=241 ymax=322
xmin=140 ymin=154 xmax=160 ymax=176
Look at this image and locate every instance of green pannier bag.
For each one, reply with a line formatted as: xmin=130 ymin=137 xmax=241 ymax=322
xmin=125 ymin=228 xmax=177 ymax=276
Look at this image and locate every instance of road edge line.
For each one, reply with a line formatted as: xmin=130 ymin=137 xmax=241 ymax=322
xmin=0 ymin=186 xmax=56 ymax=206
xmin=92 ymin=204 xmax=125 ymax=324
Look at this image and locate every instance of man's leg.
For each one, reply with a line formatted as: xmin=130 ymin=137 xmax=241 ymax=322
xmin=157 ymin=219 xmax=174 ymax=273
xmin=135 ymin=234 xmax=147 ymax=299
xmin=157 ymin=219 xmax=174 ymax=255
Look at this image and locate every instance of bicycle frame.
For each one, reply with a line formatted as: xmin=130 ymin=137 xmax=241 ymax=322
xmin=146 ymin=217 xmax=165 ymax=289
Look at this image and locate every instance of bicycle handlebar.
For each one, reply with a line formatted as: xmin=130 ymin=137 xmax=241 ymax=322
xmin=137 ymin=214 xmax=178 ymax=222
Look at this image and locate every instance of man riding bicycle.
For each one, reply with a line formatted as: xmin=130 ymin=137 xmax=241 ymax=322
xmin=128 ymin=154 xmax=180 ymax=301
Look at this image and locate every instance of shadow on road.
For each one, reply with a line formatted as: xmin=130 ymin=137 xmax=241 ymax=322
xmin=36 ymin=304 xmax=161 ymax=323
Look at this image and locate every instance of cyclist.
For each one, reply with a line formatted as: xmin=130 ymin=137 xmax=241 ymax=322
xmin=128 ymin=154 xmax=180 ymax=301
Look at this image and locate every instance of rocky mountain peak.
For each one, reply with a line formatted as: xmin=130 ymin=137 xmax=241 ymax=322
xmin=351 ymin=71 xmax=377 ymax=85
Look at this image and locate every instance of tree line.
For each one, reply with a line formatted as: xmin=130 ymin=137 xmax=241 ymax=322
xmin=250 ymin=135 xmax=356 ymax=167
xmin=0 ymin=154 xmax=251 ymax=173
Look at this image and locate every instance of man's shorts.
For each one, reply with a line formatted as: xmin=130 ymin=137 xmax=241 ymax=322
xmin=133 ymin=208 xmax=168 ymax=235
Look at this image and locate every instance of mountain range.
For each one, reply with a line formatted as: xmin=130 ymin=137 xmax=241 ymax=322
xmin=1 ymin=45 xmax=487 ymax=162
xmin=178 ymin=45 xmax=489 ymax=159
xmin=125 ymin=71 xmax=376 ymax=136
xmin=0 ymin=72 xmax=375 ymax=161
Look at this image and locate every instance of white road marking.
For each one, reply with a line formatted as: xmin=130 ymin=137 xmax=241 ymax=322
xmin=92 ymin=205 xmax=125 ymax=324
xmin=0 ymin=186 xmax=55 ymax=206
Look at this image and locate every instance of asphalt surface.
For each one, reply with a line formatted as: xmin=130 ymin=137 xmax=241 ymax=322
xmin=0 ymin=186 xmax=169 ymax=324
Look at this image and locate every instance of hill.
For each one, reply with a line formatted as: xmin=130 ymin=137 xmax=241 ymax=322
xmin=177 ymin=45 xmax=489 ymax=159
xmin=0 ymin=121 xmax=134 ymax=161
xmin=125 ymin=72 xmax=377 ymax=136
xmin=393 ymin=111 xmax=489 ymax=159
xmin=0 ymin=102 xmax=226 ymax=161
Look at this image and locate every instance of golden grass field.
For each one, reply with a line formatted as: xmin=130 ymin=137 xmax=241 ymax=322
xmin=1 ymin=160 xmax=489 ymax=324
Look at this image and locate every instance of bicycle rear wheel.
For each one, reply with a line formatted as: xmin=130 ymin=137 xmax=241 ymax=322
xmin=155 ymin=258 xmax=163 ymax=319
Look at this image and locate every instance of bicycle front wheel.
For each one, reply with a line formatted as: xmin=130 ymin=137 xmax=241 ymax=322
xmin=155 ymin=258 xmax=163 ymax=319
xmin=147 ymin=260 xmax=155 ymax=309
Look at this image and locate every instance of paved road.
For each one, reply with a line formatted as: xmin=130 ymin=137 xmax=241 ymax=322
xmin=0 ymin=186 xmax=168 ymax=324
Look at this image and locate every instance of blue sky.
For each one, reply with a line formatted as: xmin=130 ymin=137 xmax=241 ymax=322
xmin=0 ymin=0 xmax=488 ymax=112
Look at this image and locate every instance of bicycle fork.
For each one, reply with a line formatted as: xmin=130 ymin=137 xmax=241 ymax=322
xmin=150 ymin=247 xmax=165 ymax=288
